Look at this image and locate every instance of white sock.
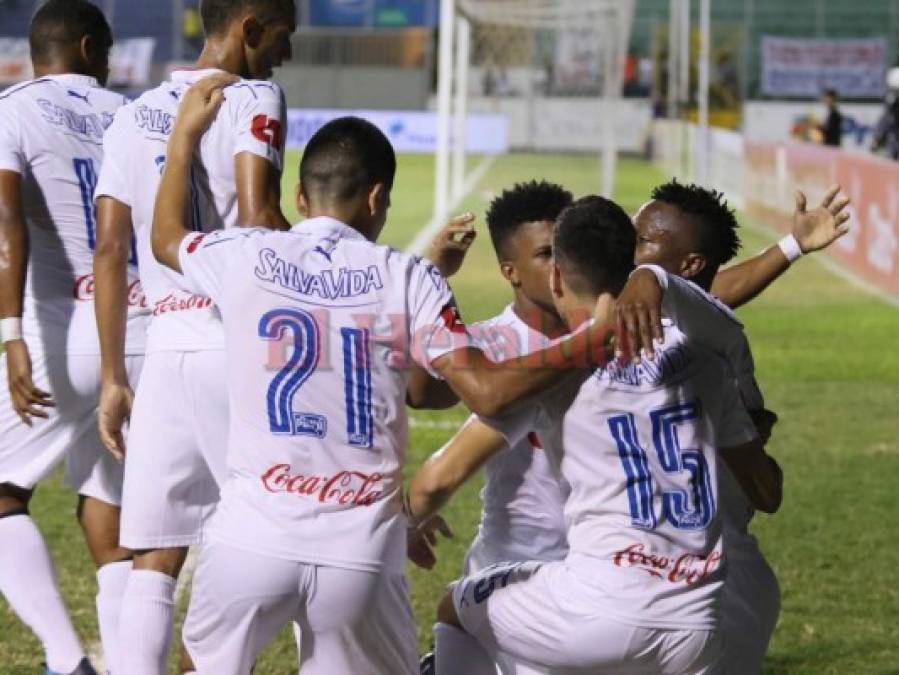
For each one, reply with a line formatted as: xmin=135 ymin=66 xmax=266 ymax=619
xmin=96 ymin=560 xmax=132 ymax=675
xmin=0 ymin=514 xmax=84 ymax=673
xmin=118 ymin=569 xmax=177 ymax=675
xmin=434 ymin=622 xmax=497 ymax=675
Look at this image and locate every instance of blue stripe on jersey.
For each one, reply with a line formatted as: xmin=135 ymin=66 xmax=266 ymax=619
xmin=0 ymin=78 xmax=52 ymax=101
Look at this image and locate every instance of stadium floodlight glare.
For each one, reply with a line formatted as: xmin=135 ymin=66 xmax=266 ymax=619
xmin=432 ymin=0 xmax=637 ymax=225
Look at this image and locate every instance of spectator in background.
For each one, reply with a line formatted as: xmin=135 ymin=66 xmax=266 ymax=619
xmin=182 ymin=4 xmax=203 ymax=58
xmin=820 ymin=88 xmax=843 ymax=147
xmin=872 ymin=68 xmax=899 ymax=160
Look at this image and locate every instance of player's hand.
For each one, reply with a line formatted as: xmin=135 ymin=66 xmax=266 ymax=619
xmin=172 ymin=73 xmax=239 ymax=146
xmin=4 ymin=340 xmax=54 ymax=426
xmin=792 ymin=185 xmax=851 ymax=253
xmin=97 ymin=381 xmax=134 ymax=462
xmin=407 ymin=515 xmax=453 ymax=570
xmin=614 ymin=268 xmax=664 ymax=363
xmin=750 ymin=408 xmax=779 ymax=445
xmin=426 ymin=213 xmax=477 ymax=278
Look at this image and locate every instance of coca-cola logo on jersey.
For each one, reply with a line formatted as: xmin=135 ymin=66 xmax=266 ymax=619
xmin=74 ymin=274 xmax=148 ymax=309
xmin=260 ymin=463 xmax=385 ymax=507
xmin=612 ymin=543 xmax=722 ymax=586
xmin=152 ymin=293 xmax=215 ymax=316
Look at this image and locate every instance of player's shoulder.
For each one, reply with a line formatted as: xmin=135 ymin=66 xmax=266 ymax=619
xmin=224 ymin=78 xmax=284 ymax=105
xmin=0 ymin=77 xmax=54 ymax=111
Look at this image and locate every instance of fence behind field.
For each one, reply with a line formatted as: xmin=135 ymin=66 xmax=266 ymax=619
xmin=652 ymin=120 xmax=899 ymax=298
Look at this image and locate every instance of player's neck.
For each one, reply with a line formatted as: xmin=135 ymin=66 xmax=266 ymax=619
xmin=511 ymin=293 xmax=565 ymax=338
xmin=195 ymin=40 xmax=245 ymax=77
xmin=33 ymin=62 xmax=89 ymax=80
xmin=559 ymin=295 xmax=596 ymax=333
xmin=305 ymin=207 xmax=374 ymax=241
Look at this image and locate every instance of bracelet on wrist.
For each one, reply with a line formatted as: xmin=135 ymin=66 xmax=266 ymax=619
xmin=0 ymin=317 xmax=23 ymax=344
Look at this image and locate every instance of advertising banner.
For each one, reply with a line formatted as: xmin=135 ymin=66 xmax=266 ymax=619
xmin=286 ymin=109 xmax=508 ymax=154
xmin=745 ymin=141 xmax=899 ymax=295
xmin=761 ymin=37 xmax=886 ymax=99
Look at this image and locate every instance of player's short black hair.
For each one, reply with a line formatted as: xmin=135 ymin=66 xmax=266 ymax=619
xmin=553 ymin=196 xmax=636 ymax=296
xmin=300 ymin=116 xmax=396 ymax=204
xmin=651 ymin=180 xmax=741 ymax=266
xmin=486 ymin=180 xmax=573 ymax=258
xmin=29 ymin=0 xmax=112 ymax=65
xmin=200 ymin=0 xmax=296 ymax=36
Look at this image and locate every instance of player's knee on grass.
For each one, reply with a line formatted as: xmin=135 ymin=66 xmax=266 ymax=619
xmin=0 ymin=482 xmax=32 ymax=514
xmin=437 ymin=585 xmax=463 ymax=629
xmin=132 ymin=546 xmax=189 ymax=578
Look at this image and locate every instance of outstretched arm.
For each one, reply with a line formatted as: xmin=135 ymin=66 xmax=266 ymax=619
xmin=711 ymin=186 xmax=851 ymax=308
xmin=152 ymin=73 xmax=237 ymax=272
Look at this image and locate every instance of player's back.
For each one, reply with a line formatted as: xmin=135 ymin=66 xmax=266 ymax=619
xmin=533 ymin=321 xmax=757 ymax=630
xmin=176 ymin=216 xmax=465 ymax=572
xmin=0 ymin=74 xmax=144 ymax=355
xmin=97 ymin=69 xmax=284 ymax=353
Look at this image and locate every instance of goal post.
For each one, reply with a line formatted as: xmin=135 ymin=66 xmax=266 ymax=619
xmin=433 ymin=0 xmax=637 ymax=225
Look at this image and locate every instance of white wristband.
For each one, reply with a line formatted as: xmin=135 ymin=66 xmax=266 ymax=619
xmin=0 ymin=317 xmax=23 ymax=344
xmin=778 ymin=234 xmax=804 ymax=263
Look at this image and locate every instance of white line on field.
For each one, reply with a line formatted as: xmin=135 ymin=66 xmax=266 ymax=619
xmin=741 ymin=217 xmax=899 ymax=309
xmin=406 ymin=154 xmax=497 ymax=256
xmin=409 ymin=416 xmax=468 ymax=430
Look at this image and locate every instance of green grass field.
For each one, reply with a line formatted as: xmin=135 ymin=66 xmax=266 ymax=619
xmin=1 ymin=152 xmax=898 ymax=674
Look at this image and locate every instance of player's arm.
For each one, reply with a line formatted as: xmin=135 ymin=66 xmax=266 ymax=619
xmin=430 ymin=317 xmax=611 ymax=418
xmin=235 ymin=152 xmax=291 ymax=231
xmin=93 ymin=196 xmax=138 ymax=458
xmin=152 ymin=74 xmax=237 ymax=272
xmin=719 ymin=439 xmax=783 ymax=514
xmin=407 ymin=416 xmax=507 ymax=524
xmin=406 ymin=363 xmax=459 ymax=409
xmin=0 ymin=170 xmax=53 ymax=424
xmin=710 ymin=186 xmax=851 ymax=309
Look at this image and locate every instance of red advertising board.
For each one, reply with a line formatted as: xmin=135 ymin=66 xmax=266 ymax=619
xmin=745 ymin=141 xmax=899 ymax=297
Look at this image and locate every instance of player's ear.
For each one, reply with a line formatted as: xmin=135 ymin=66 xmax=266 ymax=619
xmin=680 ymin=253 xmax=707 ymax=281
xmin=241 ymin=15 xmax=265 ymax=49
xmin=368 ymin=182 xmax=388 ymax=216
xmin=550 ymin=261 xmax=564 ymax=299
xmin=296 ymin=184 xmax=308 ymax=217
xmin=499 ymin=260 xmax=518 ymax=285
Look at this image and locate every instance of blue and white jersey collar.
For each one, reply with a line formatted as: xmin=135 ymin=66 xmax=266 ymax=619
xmin=291 ymin=216 xmax=367 ymax=242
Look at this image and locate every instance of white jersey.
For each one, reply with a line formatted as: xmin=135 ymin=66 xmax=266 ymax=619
xmin=468 ymin=305 xmax=568 ymax=564
xmin=644 ymin=266 xmax=767 ymax=559
xmin=0 ymin=74 xmax=147 ymax=355
xmin=486 ymin=319 xmax=757 ymax=631
xmin=95 ymin=68 xmax=285 ymax=354
xmin=175 ymin=217 xmax=474 ymax=572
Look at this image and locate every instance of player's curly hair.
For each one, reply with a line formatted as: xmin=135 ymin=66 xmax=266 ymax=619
xmin=486 ymin=180 xmax=573 ymax=259
xmin=651 ymin=180 xmax=742 ymax=266
xmin=200 ymin=0 xmax=295 ymax=37
xmin=553 ymin=196 xmax=636 ymax=296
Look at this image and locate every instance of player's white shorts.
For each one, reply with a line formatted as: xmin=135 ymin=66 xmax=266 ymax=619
xmin=0 ymin=351 xmax=143 ymax=506
xmin=453 ymin=561 xmax=723 ymax=675
xmin=120 ymin=350 xmax=227 ymax=549
xmin=721 ymin=549 xmax=780 ymax=674
xmin=183 ymin=540 xmax=417 ymax=675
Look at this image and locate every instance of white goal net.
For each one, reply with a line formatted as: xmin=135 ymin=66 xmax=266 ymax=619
xmin=432 ymin=0 xmax=637 ymax=224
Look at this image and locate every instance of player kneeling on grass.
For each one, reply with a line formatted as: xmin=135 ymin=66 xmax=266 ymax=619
xmin=408 ymin=196 xmax=783 ymax=675
xmin=147 ymin=75 xmax=617 ymax=675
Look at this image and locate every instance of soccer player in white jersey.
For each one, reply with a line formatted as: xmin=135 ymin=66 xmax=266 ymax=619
xmin=420 ymin=178 xmax=851 ymax=674
xmin=148 ymin=79 xmax=616 ymax=674
xmin=629 ymin=180 xmax=850 ymax=674
xmin=407 ymin=196 xmax=783 ymax=675
xmin=92 ymin=2 xmax=294 ymax=672
xmin=0 ymin=3 xmax=145 ymax=673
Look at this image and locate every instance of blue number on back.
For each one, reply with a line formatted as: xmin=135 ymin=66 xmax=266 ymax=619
xmin=608 ymin=400 xmax=714 ymax=530
xmin=258 ymin=308 xmax=326 ymax=437
xmin=341 ymin=327 xmax=373 ymax=448
xmin=74 ymin=156 xmax=138 ymax=265
xmin=73 ymin=157 xmax=98 ymax=249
